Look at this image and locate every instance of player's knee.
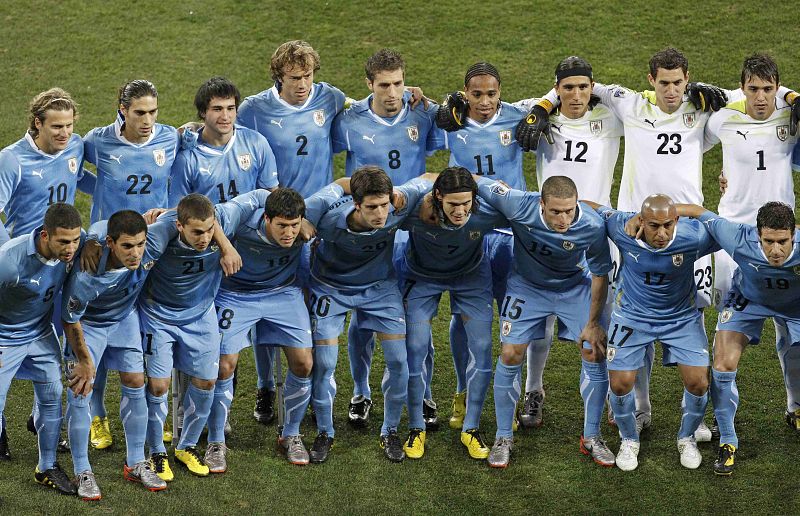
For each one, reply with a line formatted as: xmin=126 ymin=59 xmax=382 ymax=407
xmin=580 ymin=346 xmax=603 ymax=363
xmin=218 ymin=355 xmax=238 ymax=380
xmin=685 ymin=376 xmax=709 ymax=396
xmin=147 ymin=378 xmax=170 ymax=397
xmin=500 ymin=346 xmax=525 ymax=366
xmin=119 ymin=372 xmax=145 ymax=388
xmin=192 ymin=378 xmax=216 ymax=391
xmin=609 ymin=377 xmax=634 ymax=396
xmin=289 ymin=355 xmax=313 ymax=378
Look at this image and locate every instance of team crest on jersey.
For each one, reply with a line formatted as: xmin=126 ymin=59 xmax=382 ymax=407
xmin=562 ymin=241 xmax=575 ymax=251
xmin=606 ymin=346 xmax=617 ymax=362
xmin=490 ymin=183 xmax=509 ymax=196
xmin=67 ymin=296 xmax=81 ymax=313
xmin=720 ymin=307 xmax=733 ymax=323
xmin=589 ymin=120 xmax=602 ymax=136
xmin=683 ymin=112 xmax=697 ymax=128
xmin=313 ymin=109 xmax=326 ymax=127
xmin=237 ymin=153 xmax=252 ymax=171
xmin=501 ymin=320 xmax=512 ymax=336
xmin=672 ymin=253 xmax=684 ymax=267
xmin=470 ymin=231 xmax=481 ymax=240
xmin=143 ymin=260 xmax=155 ymax=270
xmin=68 ymin=157 xmax=78 ymax=174
xmin=153 ymin=149 xmax=166 ymax=167
xmin=777 ymin=125 xmax=789 ymax=142
xmin=210 ymin=244 xmax=220 ymax=253
xmin=499 ymin=130 xmax=512 ymax=146
xmin=407 ymin=125 xmax=419 ymax=142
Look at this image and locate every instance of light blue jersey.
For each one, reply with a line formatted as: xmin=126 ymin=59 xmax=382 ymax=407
xmin=476 ymin=178 xmax=611 ymax=290
xmin=169 ymin=126 xmax=278 ymax=205
xmin=139 ymin=189 xmax=267 ymax=324
xmin=0 ymin=133 xmax=92 ymax=243
xmin=0 ymin=227 xmax=83 ymax=343
xmin=332 ymin=95 xmax=443 ymax=184
xmin=439 ymin=102 xmax=528 ymax=190
xmin=237 ymin=82 xmax=347 ymax=196
xmin=84 ymin=115 xmax=180 ymax=223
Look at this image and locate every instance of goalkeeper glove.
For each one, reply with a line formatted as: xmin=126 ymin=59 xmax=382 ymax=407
xmin=786 ymin=91 xmax=800 ymax=136
xmin=686 ymin=82 xmax=727 ymax=112
xmin=515 ymin=103 xmax=554 ymax=152
xmin=435 ymin=91 xmax=469 ymax=132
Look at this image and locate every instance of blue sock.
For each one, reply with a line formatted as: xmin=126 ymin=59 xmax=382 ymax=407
xmin=633 ymin=343 xmax=655 ymax=415
xmin=146 ymin=391 xmax=168 ymax=454
xmin=90 ymin=359 xmax=108 ymax=419
xmin=449 ymin=315 xmax=469 ymax=393
xmin=348 ymin=314 xmax=375 ymax=399
xmin=33 ymin=381 xmax=63 ymax=472
xmin=178 ymin=383 xmax=214 ymax=449
xmin=120 ymin=384 xmax=147 ymax=466
xmin=711 ymin=368 xmax=739 ymax=448
xmin=254 ymin=345 xmax=275 ymax=390
xmin=311 ymin=345 xmax=338 ymax=437
xmin=580 ymin=359 xmax=609 ymax=438
xmin=207 ymin=377 xmax=233 ymax=444
xmin=463 ymin=318 xmax=493 ymax=430
xmin=678 ymin=388 xmax=708 ymax=439
xmin=493 ymin=358 xmax=521 ymax=438
xmin=380 ymin=339 xmax=409 ymax=435
xmin=406 ymin=322 xmax=430 ymax=429
xmin=424 ymin=332 xmax=434 ymax=400
xmin=282 ymin=371 xmax=312 ymax=437
xmin=66 ymin=389 xmax=92 ymax=475
xmin=775 ymin=320 xmax=800 ymax=410
xmin=609 ymin=390 xmax=637 ymax=441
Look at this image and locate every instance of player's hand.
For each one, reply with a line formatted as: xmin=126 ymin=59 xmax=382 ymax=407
xmin=406 ymin=86 xmax=430 ymax=110
xmin=787 ymin=91 xmax=800 ymax=136
xmin=68 ymin=358 xmax=95 ymax=397
xmin=142 ymin=208 xmax=169 ymax=224
xmin=80 ymin=240 xmax=102 ymax=274
xmin=391 ymin=189 xmax=407 ymax=211
xmin=718 ymin=171 xmax=727 ymax=194
xmin=579 ymin=322 xmax=607 ymax=359
xmin=686 ymin=82 xmax=727 ymax=112
xmin=299 ymin=219 xmax=316 ymax=241
xmin=218 ymin=245 xmax=242 ymax=277
xmin=435 ymin=92 xmax=469 ymax=132
xmin=624 ymin=213 xmax=643 ymax=239
xmin=178 ymin=121 xmax=204 ymax=134
xmin=515 ymin=105 xmax=555 ymax=152
xmin=587 ymin=94 xmax=601 ymax=109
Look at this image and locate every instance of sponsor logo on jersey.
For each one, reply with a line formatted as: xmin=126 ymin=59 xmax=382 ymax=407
xmin=501 ymin=320 xmax=512 ymax=336
xmin=143 ymin=260 xmax=155 ymax=270
xmin=562 ymin=241 xmax=575 ymax=251
xmin=469 ymin=231 xmax=481 ymax=240
xmin=68 ymin=157 xmax=78 ymax=174
xmin=153 ymin=149 xmax=166 ymax=167
xmin=683 ymin=112 xmax=697 ymax=128
xmin=313 ymin=109 xmax=326 ymax=127
xmin=606 ymin=346 xmax=617 ymax=362
xmin=456 ymin=133 xmax=468 ymax=145
xmin=490 ymin=183 xmax=509 ymax=196
xmin=612 ymin=88 xmax=627 ymax=98
xmin=499 ymin=130 xmax=512 ymax=146
xmin=31 ymin=169 xmax=44 ymax=179
xmin=589 ymin=120 xmax=602 ymax=136
xmin=672 ymin=253 xmax=684 ymax=267
xmin=777 ymin=125 xmax=789 ymax=141
xmin=407 ymin=125 xmax=419 ymax=142
xmin=720 ymin=307 xmax=733 ymax=323
xmin=237 ymin=153 xmax=252 ymax=171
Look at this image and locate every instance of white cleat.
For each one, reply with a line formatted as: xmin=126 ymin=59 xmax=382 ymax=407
xmin=615 ymin=438 xmax=640 ymax=471
xmin=694 ymin=422 xmax=712 ymax=443
xmin=678 ymin=437 xmax=702 ymax=469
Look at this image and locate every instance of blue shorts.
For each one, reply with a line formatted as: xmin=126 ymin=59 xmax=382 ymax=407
xmin=309 ymin=278 xmax=406 ymax=340
xmin=605 ymin=311 xmax=710 ymax=370
xmin=65 ymin=310 xmax=144 ymax=374
xmin=0 ymin=334 xmax=61 ymax=388
xmin=499 ymin=271 xmax=595 ymax=345
xmin=215 ymin=287 xmax=313 ymax=355
xmin=139 ymin=305 xmax=221 ymax=380
xmin=717 ymin=285 xmax=800 ymax=345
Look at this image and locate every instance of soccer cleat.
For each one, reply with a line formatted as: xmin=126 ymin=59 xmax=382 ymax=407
xmin=710 ymin=416 xmax=720 ymax=440
xmin=175 ymin=446 xmax=210 ymax=476
xmin=615 ymin=439 xmax=640 ymax=471
xmin=309 ymin=432 xmax=334 ymax=464
xmin=73 ymin=470 xmax=102 ymax=501
xmin=34 ymin=463 xmax=77 ymax=496
xmin=460 ymin=428 xmax=490 ymax=459
xmin=677 ymin=437 xmax=702 ymax=469
xmin=150 ymin=452 xmax=174 ymax=482
xmin=163 ymin=429 xmax=173 ymax=444
xmin=253 ymin=388 xmax=276 ymax=424
xmin=449 ymin=391 xmax=466 ymax=429
xmin=579 ymin=435 xmax=615 ymax=467
xmin=204 ymin=442 xmax=228 ymax=474
xmin=57 ymin=437 xmax=70 ymax=453
xmin=635 ymin=411 xmax=652 ymax=435
xmin=403 ymin=428 xmax=426 ymax=459
xmin=90 ymin=416 xmax=113 ymax=450
xmin=487 ymin=437 xmax=513 ymax=468
xmin=0 ymin=426 xmax=11 ymax=461
xmin=785 ymin=409 xmax=800 ymax=431
xmin=278 ymin=435 xmax=310 ymax=465
xmin=380 ymin=430 xmax=405 ymax=463
xmin=124 ymin=461 xmax=167 ymax=491
xmin=519 ymin=390 xmax=545 ymax=429
xmin=713 ymin=443 xmax=736 ymax=476
xmin=694 ymin=421 xmax=712 ymax=443
xmin=423 ymin=399 xmax=440 ymax=431
xmin=27 ymin=414 xmax=36 ymax=435
xmin=348 ymin=395 xmax=372 ymax=427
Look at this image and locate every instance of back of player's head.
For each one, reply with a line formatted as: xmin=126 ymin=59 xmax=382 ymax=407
xmin=365 ymin=49 xmax=405 ymax=81
xmin=555 ymin=56 xmax=593 ymax=84
xmin=43 ymin=203 xmax=82 ymax=234
xmin=28 ymin=87 xmax=78 ymax=138
xmin=118 ymin=80 xmax=158 ymax=109
xmin=177 ymin=193 xmax=215 ymax=224
xmin=108 ymin=210 xmax=148 ymax=241
xmin=649 ymin=47 xmax=688 ymax=76
xmin=270 ymin=40 xmax=321 ymax=83
xmin=350 ymin=166 xmax=393 ymax=204
xmin=265 ymin=188 xmax=305 ymax=220
xmin=756 ymin=201 xmax=795 ymax=233
xmin=741 ymin=53 xmax=779 ymax=86
xmin=464 ymin=62 xmax=500 ymax=88
xmin=432 ymin=167 xmax=479 ymax=214
xmin=541 ymin=175 xmax=578 ymax=202
xmin=195 ymin=76 xmax=241 ymax=119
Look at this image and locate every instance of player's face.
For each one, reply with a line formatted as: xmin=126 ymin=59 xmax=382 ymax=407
xmin=279 ymin=65 xmax=314 ymax=105
xmin=120 ymin=95 xmax=158 ymax=142
xmin=742 ymin=76 xmax=779 ymax=121
xmin=648 ymin=68 xmax=688 ymax=114
xmin=541 ymin=196 xmax=578 ymax=233
xmin=177 ymin=217 xmax=215 ymax=252
xmin=41 ymin=226 xmax=82 ymax=262
xmin=641 ymin=214 xmax=677 ymax=248
xmin=759 ymin=228 xmax=794 ymax=266
xmin=465 ymin=74 xmax=500 ymax=123
xmin=34 ymin=109 xmax=74 ymax=154
xmin=555 ymin=76 xmax=594 ymax=119
xmin=265 ymin=215 xmax=302 ymax=248
xmin=355 ymin=194 xmax=391 ymax=229
xmin=107 ymin=232 xmax=147 ymax=270
xmin=438 ymin=191 xmax=473 ymax=226
xmin=202 ymin=97 xmax=237 ymax=139
xmin=367 ymin=68 xmax=405 ymax=117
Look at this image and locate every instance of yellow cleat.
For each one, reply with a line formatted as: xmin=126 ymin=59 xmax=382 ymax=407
xmin=403 ymin=428 xmax=426 ymax=459
xmin=449 ymin=391 xmax=467 ymax=429
xmin=150 ymin=452 xmax=174 ymax=482
xmin=461 ymin=428 xmax=490 ymax=459
xmin=90 ymin=416 xmax=113 ymax=450
xmin=175 ymin=447 xmax=209 ymax=477
xmin=163 ymin=429 xmax=173 ymax=444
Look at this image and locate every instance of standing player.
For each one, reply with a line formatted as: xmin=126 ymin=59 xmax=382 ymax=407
xmin=0 ymin=204 xmax=92 ymax=496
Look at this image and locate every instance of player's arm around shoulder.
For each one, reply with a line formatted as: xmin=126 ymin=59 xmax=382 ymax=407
xmin=474 ymin=176 xmax=533 ymax=221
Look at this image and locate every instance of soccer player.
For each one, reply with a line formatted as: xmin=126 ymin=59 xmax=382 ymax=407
xmin=139 ymin=190 xmax=262 ymax=479
xmin=61 ymin=210 xmax=179 ymax=497
xmin=475 ymin=176 xmax=612 ymax=468
xmin=592 ymin=195 xmax=718 ymax=471
xmin=304 ymin=166 xmax=432 ymax=463
xmin=0 ymin=203 xmax=92 ymax=496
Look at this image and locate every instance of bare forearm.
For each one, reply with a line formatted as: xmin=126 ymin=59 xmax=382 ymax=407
xmin=588 ymin=275 xmax=609 ymax=325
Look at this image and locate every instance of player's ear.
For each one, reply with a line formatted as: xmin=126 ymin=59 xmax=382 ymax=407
xmin=647 ymin=73 xmax=656 ymax=87
xmin=105 ymin=235 xmax=114 ymax=248
xmin=365 ymin=77 xmax=374 ymax=92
